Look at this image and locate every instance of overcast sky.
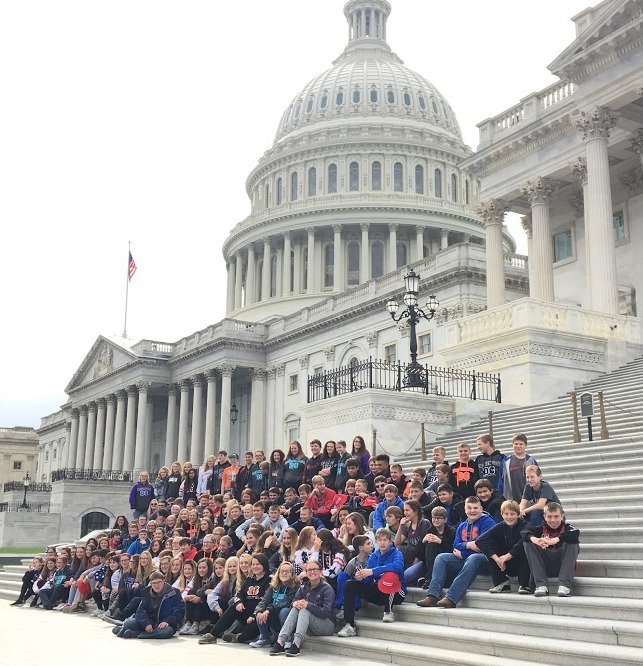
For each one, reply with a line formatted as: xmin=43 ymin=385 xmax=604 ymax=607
xmin=1 ymin=0 xmax=594 ymax=427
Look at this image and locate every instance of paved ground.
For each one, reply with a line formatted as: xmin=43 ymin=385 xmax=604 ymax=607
xmin=2 ymin=603 xmax=369 ymax=666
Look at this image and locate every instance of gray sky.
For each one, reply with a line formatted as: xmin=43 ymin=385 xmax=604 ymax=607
xmin=0 ymin=0 xmax=594 ymax=427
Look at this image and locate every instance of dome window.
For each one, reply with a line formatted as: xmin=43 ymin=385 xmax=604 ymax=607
xmin=418 ymin=95 xmax=427 ymax=111
xmin=352 ymin=88 xmax=361 ymax=104
xmin=451 ymin=174 xmax=458 ymax=202
xmin=336 ymin=89 xmax=345 ymax=106
xmin=387 ymin=89 xmax=395 ymax=104
xmin=276 ymin=178 xmax=283 ymax=205
xmin=372 ymin=161 xmax=382 ymax=191
xmin=403 ymin=91 xmax=412 ymax=107
xmin=291 ymin=172 xmax=298 ymax=201
xmin=306 ymin=97 xmax=314 ymax=114
xmin=328 ymin=164 xmax=338 ymax=193
xmin=349 ymin=161 xmax=360 ymax=191
xmin=371 ymin=241 xmax=384 ymax=279
xmin=394 ymin=162 xmax=404 ymax=192
xmin=320 ymin=92 xmax=329 ymax=109
xmin=308 ymin=167 xmax=317 ymax=197
xmin=431 ymin=100 xmax=439 ymax=114
xmin=370 ymin=87 xmax=378 ymax=103
xmin=347 ymin=241 xmax=360 ymax=286
xmin=415 ymin=165 xmax=424 ymax=194
xmin=294 ymin=102 xmax=302 ymax=120
xmin=434 ymin=168 xmax=442 ymax=198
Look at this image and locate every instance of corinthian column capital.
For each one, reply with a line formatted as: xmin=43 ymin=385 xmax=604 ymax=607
xmin=477 ymin=199 xmax=509 ymax=226
xmin=571 ymin=157 xmax=588 ymax=185
xmin=521 ymin=177 xmax=554 ymax=206
xmin=576 ymin=106 xmax=616 ymax=141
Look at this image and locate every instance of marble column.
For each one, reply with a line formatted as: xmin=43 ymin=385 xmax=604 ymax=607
xmin=204 ymin=370 xmax=217 ymax=455
xmin=112 ymin=391 xmax=126 ymax=471
xmin=414 ymin=226 xmax=425 ymax=262
xmin=360 ymin=223 xmax=369 ymax=282
xmin=388 ymin=223 xmax=398 ymax=271
xmin=521 ymin=177 xmax=555 ymax=302
xmin=282 ymin=232 xmax=291 ymax=295
xmin=63 ymin=422 xmax=71 ymax=472
xmin=274 ymin=365 xmax=285 ymax=447
xmin=293 ymin=239 xmax=302 ymax=293
xmin=177 ymin=380 xmax=191 ymax=463
xmin=165 ymin=385 xmax=178 ymax=464
xmin=93 ymin=398 xmax=106 ymax=470
xmin=571 ymin=158 xmax=591 ymax=306
xmin=306 ymin=227 xmax=315 ymax=292
xmin=234 ymin=253 xmax=243 ymax=310
xmin=478 ymin=200 xmax=508 ymax=309
xmin=102 ymin=395 xmax=116 ymax=471
xmin=249 ymin=368 xmax=267 ymax=448
xmin=246 ymin=245 xmax=256 ymax=305
xmin=262 ymin=238 xmax=271 ymax=301
xmin=440 ymin=228 xmax=449 ymax=250
xmin=83 ymin=402 xmax=97 ymax=469
xmin=521 ymin=216 xmax=534 ymax=291
xmin=576 ymin=107 xmax=619 ymax=314
xmin=144 ymin=397 xmax=154 ymax=472
xmin=123 ymin=387 xmax=138 ymax=471
xmin=219 ymin=365 xmax=234 ymax=451
xmin=226 ymin=261 xmax=235 ymax=315
xmin=190 ymin=376 xmax=204 ymax=464
xmin=67 ymin=409 xmax=79 ymax=469
xmin=333 ymin=225 xmax=343 ymax=291
xmin=133 ymin=383 xmax=149 ymax=474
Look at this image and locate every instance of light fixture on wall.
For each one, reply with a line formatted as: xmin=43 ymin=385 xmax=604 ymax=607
xmin=230 ymin=401 xmax=238 ymax=425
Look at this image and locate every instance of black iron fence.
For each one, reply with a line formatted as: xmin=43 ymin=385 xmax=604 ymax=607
xmin=308 ymin=358 xmax=501 ymax=403
xmin=0 ymin=501 xmax=61 ymax=513
xmin=3 ymin=481 xmax=52 ymax=492
xmin=51 ymin=469 xmax=133 ymax=483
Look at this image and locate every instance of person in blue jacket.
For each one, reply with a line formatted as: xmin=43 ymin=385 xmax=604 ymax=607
xmin=113 ymin=571 xmax=185 ymax=639
xmin=372 ymin=484 xmax=405 ymax=530
xmin=337 ymin=528 xmax=406 ymax=636
xmin=417 ymin=496 xmax=495 ymax=608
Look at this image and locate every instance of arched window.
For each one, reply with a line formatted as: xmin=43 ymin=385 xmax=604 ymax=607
xmin=415 ymin=165 xmax=424 ymax=194
xmin=324 ymin=243 xmax=334 ymax=288
xmin=270 ymin=255 xmax=277 ymax=297
xmin=328 ymin=164 xmax=338 ymax=193
xmin=434 ymin=168 xmax=442 ymax=198
xmin=370 ymin=87 xmax=378 ymax=103
xmin=320 ymin=91 xmax=328 ymax=109
xmin=371 ymin=241 xmax=384 ymax=279
xmin=294 ymin=102 xmax=301 ymax=120
xmin=387 ymin=89 xmax=395 ymax=104
xmin=80 ymin=511 xmax=109 ymax=537
xmin=308 ymin=167 xmax=317 ymax=197
xmin=347 ymin=241 xmax=360 ymax=286
xmin=451 ymin=173 xmax=458 ymax=202
xmin=352 ymin=88 xmax=361 ymax=104
xmin=336 ymin=89 xmax=345 ymax=106
xmin=276 ymin=177 xmax=283 ymax=205
xmin=291 ymin=172 xmax=298 ymax=201
xmin=465 ymin=180 xmax=470 ymax=205
xmin=349 ymin=161 xmax=360 ymax=191
xmin=418 ymin=95 xmax=427 ymax=111
xmin=394 ymin=162 xmax=404 ymax=192
xmin=432 ymin=100 xmax=439 ymax=114
xmin=396 ymin=242 xmax=407 ymax=269
xmin=306 ymin=97 xmax=314 ymax=114
xmin=372 ymin=161 xmax=382 ymax=191
xmin=403 ymin=91 xmax=412 ymax=107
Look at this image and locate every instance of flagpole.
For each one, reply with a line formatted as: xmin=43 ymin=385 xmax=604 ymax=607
xmin=123 ymin=242 xmax=131 ymax=339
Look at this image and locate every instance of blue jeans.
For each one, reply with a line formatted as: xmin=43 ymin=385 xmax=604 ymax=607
xmin=404 ymin=560 xmax=425 ymax=584
xmin=122 ymin=616 xmax=176 ymax=639
xmin=527 ymin=509 xmax=543 ymax=526
xmin=258 ymin=607 xmax=290 ymax=640
xmin=334 ymin=571 xmax=360 ymax=609
xmin=427 ymin=552 xmax=489 ymax=604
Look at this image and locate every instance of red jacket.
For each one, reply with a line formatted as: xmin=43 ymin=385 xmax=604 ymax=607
xmin=305 ymin=487 xmax=337 ymax=515
xmin=179 ymin=546 xmax=198 ymax=561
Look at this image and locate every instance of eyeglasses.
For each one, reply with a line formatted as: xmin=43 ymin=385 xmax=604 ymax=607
xmin=306 ymin=568 xmax=321 ymax=574
xmin=432 ymin=516 xmax=447 ymax=520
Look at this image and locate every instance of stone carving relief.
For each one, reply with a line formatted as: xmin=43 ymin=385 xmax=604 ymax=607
xmin=365 ymin=331 xmax=378 ymax=348
xmin=306 ymin=404 xmax=453 ymax=429
xmin=93 ymin=343 xmax=114 ymax=379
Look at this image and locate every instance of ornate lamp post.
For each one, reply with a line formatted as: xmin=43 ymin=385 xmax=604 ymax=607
xmin=230 ymin=402 xmax=239 ymax=425
xmin=21 ymin=471 xmax=30 ymax=509
xmin=386 ymin=268 xmax=439 ymax=388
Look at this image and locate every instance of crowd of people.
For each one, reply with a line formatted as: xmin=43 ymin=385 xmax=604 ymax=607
xmin=11 ymin=434 xmax=580 ymax=654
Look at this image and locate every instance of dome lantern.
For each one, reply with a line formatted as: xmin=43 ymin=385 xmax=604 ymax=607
xmin=344 ymin=0 xmax=391 ymax=45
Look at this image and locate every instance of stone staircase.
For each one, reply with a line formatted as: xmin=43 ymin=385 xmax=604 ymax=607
xmin=306 ymin=355 xmax=643 ymax=665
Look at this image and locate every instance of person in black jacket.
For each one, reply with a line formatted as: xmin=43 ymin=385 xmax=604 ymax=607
xmin=474 ymin=479 xmax=504 ymax=523
xmin=475 ymin=499 xmax=531 ymax=594
xmin=419 ymin=506 xmax=456 ymax=589
xmin=422 ymin=484 xmax=465 ymax=526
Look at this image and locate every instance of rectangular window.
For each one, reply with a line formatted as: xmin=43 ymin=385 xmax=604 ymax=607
xmin=384 ymin=343 xmax=397 ymax=363
xmin=288 ymin=426 xmax=300 ymax=443
xmin=53 ymin=449 xmax=57 ymax=459
xmin=13 ymin=461 xmax=22 ymax=470
xmin=45 ymin=451 xmax=49 ymax=461
xmin=613 ymin=211 xmax=626 ymax=243
xmin=553 ymin=230 xmax=573 ymax=262
xmin=289 ymin=374 xmax=299 ymax=393
xmin=313 ymin=366 xmax=324 ymax=377
xmin=419 ymin=333 xmax=432 ymax=356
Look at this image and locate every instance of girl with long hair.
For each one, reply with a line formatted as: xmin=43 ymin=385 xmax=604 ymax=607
xmin=197 ymin=455 xmax=217 ymax=495
xmin=268 ymin=527 xmax=297 ymax=573
xmin=177 ymin=560 xmax=197 ymax=634
xmin=207 ymin=556 xmax=239 ymax=617
xmin=282 ymin=441 xmax=307 ymax=489
xmin=135 ymin=550 xmax=155 ymax=586
xmin=154 ymin=466 xmax=170 ymax=501
xmin=112 ymin=515 xmax=129 ymax=531
xmin=319 ymin=440 xmax=339 ymax=488
xmin=32 ymin=557 xmax=56 ymax=607
xmin=181 ymin=468 xmax=199 ymax=505
xmin=183 ymin=558 xmax=215 ymax=634
xmin=311 ymin=529 xmax=350 ymax=589
xmin=351 ymin=435 xmax=371 ymax=475
xmin=395 ymin=499 xmax=432 ymax=584
xmin=166 ymin=461 xmax=183 ymax=501
xmin=269 ymin=449 xmax=285 ymax=489
xmin=168 ymin=557 xmax=184 ymax=585
xmin=10 ymin=556 xmax=44 ymax=606
xmin=294 ymin=526 xmax=316 ymax=576
xmin=342 ymin=512 xmax=375 ymax=550
xmin=237 ymin=553 xmax=252 ymax=592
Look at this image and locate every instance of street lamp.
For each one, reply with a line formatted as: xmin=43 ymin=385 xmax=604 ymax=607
xmin=21 ymin=472 xmax=30 ymax=509
xmin=230 ymin=402 xmax=239 ymax=425
xmin=386 ymin=268 xmax=439 ymax=388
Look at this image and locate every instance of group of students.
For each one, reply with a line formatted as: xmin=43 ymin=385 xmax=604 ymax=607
xmin=11 ymin=433 xmax=580 ymax=654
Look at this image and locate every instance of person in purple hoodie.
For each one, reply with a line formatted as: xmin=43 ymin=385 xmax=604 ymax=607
xmin=129 ymin=471 xmax=154 ymax=519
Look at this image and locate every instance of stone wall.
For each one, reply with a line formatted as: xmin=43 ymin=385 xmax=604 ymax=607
xmin=0 ymin=512 xmax=61 ymax=548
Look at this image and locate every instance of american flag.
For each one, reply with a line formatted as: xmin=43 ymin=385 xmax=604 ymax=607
xmin=128 ymin=251 xmax=137 ymax=281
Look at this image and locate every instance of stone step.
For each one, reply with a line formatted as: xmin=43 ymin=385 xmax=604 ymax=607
xmin=566 ymin=517 xmax=640 ymax=529
xmin=563 ymin=504 xmax=639 ymax=519
xmin=576 ymin=560 xmax=643 ymax=578
xmin=571 ymin=543 xmax=643 ymax=561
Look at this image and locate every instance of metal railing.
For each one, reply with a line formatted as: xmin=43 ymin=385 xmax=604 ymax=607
xmin=308 ymin=358 xmax=501 ymax=403
xmin=0 ymin=501 xmax=61 ymax=513
xmin=51 ymin=469 xmax=133 ymax=483
xmin=3 ymin=481 xmax=52 ymax=492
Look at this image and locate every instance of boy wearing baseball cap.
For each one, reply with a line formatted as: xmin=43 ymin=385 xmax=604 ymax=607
xmin=221 ymin=453 xmax=241 ymax=497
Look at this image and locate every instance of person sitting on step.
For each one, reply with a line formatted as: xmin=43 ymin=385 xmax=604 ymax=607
xmin=520 ymin=465 xmax=562 ymax=526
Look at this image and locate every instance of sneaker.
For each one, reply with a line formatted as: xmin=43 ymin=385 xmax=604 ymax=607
xmin=337 ymin=623 xmax=357 ymax=638
xmin=10 ymin=599 xmax=24 ymax=606
xmin=489 ymin=583 xmax=511 ymax=593
xmin=178 ymin=621 xmax=192 ymax=635
xmin=416 ymin=595 xmax=439 ymax=608
xmin=185 ymin=622 xmax=200 ymax=635
xmin=103 ymin=615 xmax=124 ymax=626
xmin=54 ymin=603 xmax=66 ymax=611
xmin=198 ymin=633 xmax=217 ymax=644
xmin=421 ymin=579 xmax=431 ymax=590
xmin=557 ymin=586 xmax=571 ymax=597
xmin=92 ymin=609 xmax=104 ymax=617
xmin=43 ymin=605 xmax=54 ymax=611
xmin=30 ymin=599 xmax=39 ymax=608
xmin=286 ymin=645 xmax=300 ymax=657
xmin=197 ymin=621 xmax=211 ymax=634
xmin=534 ymin=586 xmax=549 ymax=597
xmin=249 ymin=638 xmax=272 ymax=648
xmin=112 ymin=626 xmax=122 ymax=636
xmin=222 ymin=632 xmax=239 ymax=643
xmin=518 ymin=586 xmax=533 ymax=595
xmin=382 ymin=611 xmax=395 ymax=623
xmin=61 ymin=605 xmax=74 ymax=614
xmin=270 ymin=643 xmax=286 ymax=655
xmin=120 ymin=629 xmax=138 ymax=639
xmin=335 ymin=608 xmax=344 ymax=621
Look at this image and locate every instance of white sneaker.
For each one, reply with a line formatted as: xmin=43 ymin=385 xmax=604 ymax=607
xmin=382 ymin=611 xmax=395 ymax=623
xmin=489 ymin=582 xmax=511 ymax=593
xmin=534 ymin=586 xmax=549 ymax=597
xmin=53 ymin=603 xmax=66 ymax=611
xmin=178 ymin=621 xmax=192 ymax=635
xmin=337 ymin=623 xmax=357 ymax=638
xmin=335 ymin=608 xmax=344 ymax=621
xmin=557 ymin=586 xmax=571 ymax=597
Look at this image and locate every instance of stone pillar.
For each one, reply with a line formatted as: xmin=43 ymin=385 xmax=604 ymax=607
xmin=165 ymin=385 xmax=178 ymax=464
xmin=521 ymin=216 xmax=534 ymax=290
xmin=204 ymin=370 xmax=217 ymax=455
xmin=219 ymin=365 xmax=234 ymax=451
xmin=133 ymin=383 xmax=149 ymax=474
xmin=440 ymin=228 xmax=449 ymax=250
xmin=249 ymin=368 xmax=267 ymax=448
xmin=62 ymin=423 xmax=71 ymax=472
xmin=306 ymin=227 xmax=315 ymax=293
xmin=83 ymin=402 xmax=97 ymax=469
xmin=360 ymin=223 xmax=369 ymax=283
xmin=262 ymin=238 xmax=271 ymax=301
xmin=414 ymin=226 xmax=425 ymax=262
xmin=572 ymin=158 xmax=591 ymax=306
xmin=522 ymin=177 xmax=555 ymax=302
xmin=576 ymin=107 xmax=619 ymax=314
xmin=388 ymin=223 xmax=398 ymax=271
xmin=190 ymin=376 xmax=204 ymax=464
xmin=75 ymin=405 xmax=88 ymax=468
xmin=144 ymin=396 xmax=154 ymax=472
xmin=93 ymin=398 xmax=107 ymax=470
xmin=112 ymin=391 xmax=127 ymax=471
xmin=478 ymin=200 xmax=508 ymax=309
xmin=67 ymin=409 xmax=79 ymax=469
xmin=246 ymin=245 xmax=256 ymax=305
xmin=102 ymin=395 xmax=116 ymax=471
xmin=293 ymin=239 xmax=302 ymax=293
xmin=123 ymin=387 xmax=138 ymax=471
xmin=234 ymin=253 xmax=243 ymax=310
xmin=333 ymin=225 xmax=343 ymax=291
xmin=226 ymin=261 xmax=235 ymax=315
xmin=276 ymin=245 xmax=283 ymax=298
xmin=177 ymin=380 xmax=191 ymax=463
xmin=274 ymin=365 xmax=285 ymax=446
xmin=282 ymin=232 xmax=291 ymax=295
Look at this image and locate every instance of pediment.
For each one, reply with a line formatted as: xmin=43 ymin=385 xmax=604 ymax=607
xmin=65 ymin=336 xmax=138 ymax=393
